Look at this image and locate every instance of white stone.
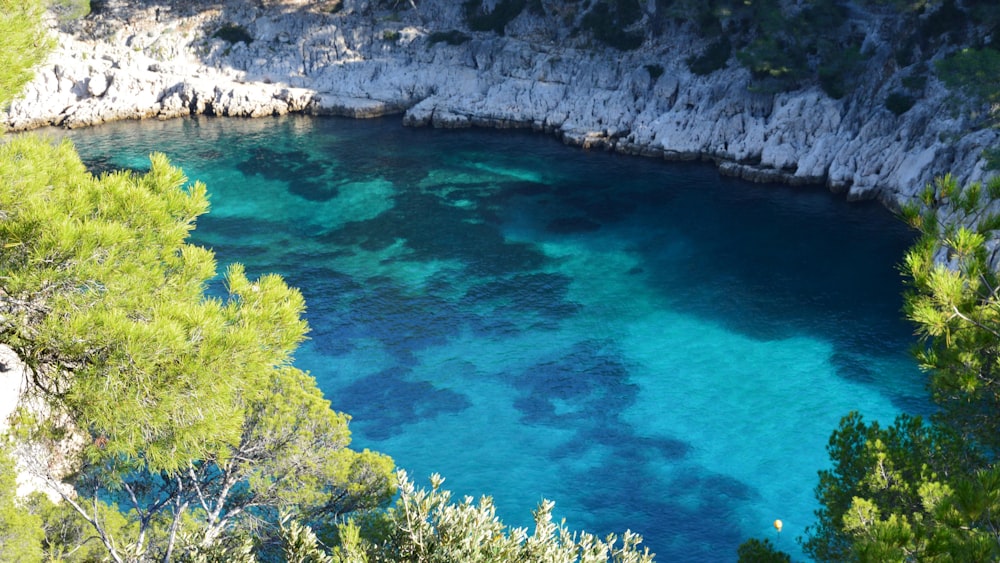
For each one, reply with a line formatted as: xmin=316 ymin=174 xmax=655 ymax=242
xmin=87 ymin=73 xmax=109 ymax=97
xmin=2 ymin=0 xmax=996 ymax=209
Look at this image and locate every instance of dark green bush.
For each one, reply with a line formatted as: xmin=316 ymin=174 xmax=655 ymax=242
xmin=463 ymin=0 xmax=527 ymax=35
xmin=978 ymin=211 xmax=1000 ymax=233
xmin=50 ymin=0 xmax=90 ymax=23
xmin=936 ymin=47 xmax=1000 ymax=106
xmin=737 ymin=37 xmax=809 ymax=91
xmin=736 ymin=538 xmax=791 ymax=563
xmin=800 ymin=0 xmax=847 ymax=34
xmin=920 ymin=0 xmax=968 ymax=43
xmin=984 ymin=146 xmax=1000 ymax=172
xmin=687 ymin=37 xmax=731 ymax=75
xmin=428 ymin=30 xmax=471 ymax=46
xmin=818 ymin=44 xmax=865 ymax=99
xmin=213 ymin=23 xmax=253 ymax=44
xmin=581 ymin=0 xmax=644 ymax=50
xmin=885 ymin=92 xmax=916 ymax=115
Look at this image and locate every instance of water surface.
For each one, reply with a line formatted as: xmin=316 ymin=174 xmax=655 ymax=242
xmin=60 ymin=115 xmax=926 ymax=561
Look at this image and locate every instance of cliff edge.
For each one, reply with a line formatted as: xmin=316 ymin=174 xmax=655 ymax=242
xmin=4 ymin=0 xmax=998 ymax=211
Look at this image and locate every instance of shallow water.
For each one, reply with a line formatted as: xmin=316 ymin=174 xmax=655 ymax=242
xmin=59 ymin=115 xmax=926 ymax=561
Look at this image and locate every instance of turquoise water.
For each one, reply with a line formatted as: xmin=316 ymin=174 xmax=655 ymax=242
xmin=59 ymin=115 xmax=925 ymax=561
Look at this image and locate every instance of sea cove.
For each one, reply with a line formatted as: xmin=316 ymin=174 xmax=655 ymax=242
xmin=59 ymin=114 xmax=926 ymax=561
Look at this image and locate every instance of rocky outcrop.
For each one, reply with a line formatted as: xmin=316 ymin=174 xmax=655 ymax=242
xmin=0 ymin=345 xmax=79 ymax=501
xmin=4 ymin=0 xmax=998 ymax=210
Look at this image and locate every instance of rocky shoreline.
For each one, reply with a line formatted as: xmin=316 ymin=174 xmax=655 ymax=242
xmin=4 ymin=0 xmax=999 ymax=210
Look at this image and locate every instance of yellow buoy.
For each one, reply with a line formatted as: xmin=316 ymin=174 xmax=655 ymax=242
xmin=774 ymin=519 xmax=783 ymax=533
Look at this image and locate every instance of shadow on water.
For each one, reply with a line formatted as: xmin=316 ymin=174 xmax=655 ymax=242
xmin=236 ymin=146 xmax=339 ymax=201
xmin=337 ymin=366 xmax=472 ymax=441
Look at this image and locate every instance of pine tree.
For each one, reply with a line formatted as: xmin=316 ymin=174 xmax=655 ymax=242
xmin=0 ymin=136 xmax=394 ymax=560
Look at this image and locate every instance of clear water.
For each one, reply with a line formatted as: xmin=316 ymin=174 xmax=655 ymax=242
xmin=56 ymin=115 xmax=926 ymax=561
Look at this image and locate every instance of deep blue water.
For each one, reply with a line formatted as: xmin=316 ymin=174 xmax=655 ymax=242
xmin=59 ymin=115 xmax=926 ymax=561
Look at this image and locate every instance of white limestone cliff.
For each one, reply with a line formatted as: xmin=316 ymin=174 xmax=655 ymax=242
xmin=4 ymin=0 xmax=998 ymax=211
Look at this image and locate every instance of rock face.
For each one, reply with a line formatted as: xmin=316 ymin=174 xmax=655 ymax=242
xmin=0 ymin=345 xmax=78 ymax=501
xmin=4 ymin=0 xmax=998 ymax=210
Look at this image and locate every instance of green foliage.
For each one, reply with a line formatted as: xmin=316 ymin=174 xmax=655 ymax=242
xmin=463 ymin=0 xmax=527 ymax=36
xmin=213 ymin=23 xmax=254 ymax=44
xmin=687 ymin=37 xmax=731 ymax=76
xmin=661 ymin=0 xmax=873 ymax=96
xmin=936 ymin=47 xmax=1000 ymax=112
xmin=737 ymin=36 xmax=809 ymax=92
xmin=0 ymin=136 xmax=394 ymax=561
xmin=806 ymin=173 xmax=1000 ymax=561
xmin=427 ymin=30 xmax=471 ymax=46
xmin=988 ymin=175 xmax=1000 ymax=199
xmin=898 ymin=200 xmax=923 ymax=229
xmin=901 ymin=73 xmax=927 ymax=92
xmin=0 ymin=445 xmax=44 ymax=562
xmin=736 ymin=538 xmax=790 ymax=563
xmin=818 ymin=44 xmax=866 ymax=100
xmin=934 ymin=172 xmax=959 ymax=199
xmin=27 ymin=491 xmax=132 ymax=561
xmin=958 ymin=181 xmax=982 ymax=214
xmin=177 ymin=533 xmax=257 ymax=563
xmin=886 ymin=92 xmax=916 ymax=116
xmin=280 ymin=514 xmax=335 ymax=563
xmin=802 ymin=413 xmax=969 ymax=561
xmin=0 ymin=0 xmax=54 ymax=110
xmin=983 ymin=146 xmax=1000 ymax=172
xmin=580 ymin=0 xmax=645 ymax=51
xmin=920 ymin=0 xmax=968 ymax=43
xmin=48 ymin=0 xmax=91 ymax=23
xmin=977 ymin=211 xmax=1000 ymax=233
xmin=359 ymin=471 xmax=655 ymax=562
xmin=382 ymin=30 xmax=400 ymax=42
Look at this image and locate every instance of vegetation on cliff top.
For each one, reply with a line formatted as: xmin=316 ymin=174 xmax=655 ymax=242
xmin=456 ymin=0 xmax=999 ymax=109
xmin=0 ymin=0 xmax=53 ymax=109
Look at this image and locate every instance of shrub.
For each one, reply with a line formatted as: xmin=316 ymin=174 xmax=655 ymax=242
xmin=737 ymin=538 xmax=791 ymax=563
xmin=581 ymin=0 xmax=644 ymax=51
xmin=427 ymin=30 xmax=471 ymax=46
xmin=978 ymin=211 xmax=1000 ymax=233
xmin=737 ymin=36 xmax=809 ymax=92
xmin=383 ymin=29 xmax=400 ymax=42
xmin=800 ymin=0 xmax=847 ymax=33
xmin=213 ymin=23 xmax=253 ymax=44
xmin=920 ymin=0 xmax=968 ymax=43
xmin=463 ymin=0 xmax=527 ymax=35
xmin=355 ymin=471 xmax=656 ymax=562
xmin=49 ymin=0 xmax=90 ymax=23
xmin=885 ymin=92 xmax=916 ymax=115
xmin=936 ymin=47 xmax=1000 ymax=106
xmin=984 ymin=147 xmax=1000 ymax=172
xmin=687 ymin=37 xmax=731 ymax=75
xmin=818 ymin=43 xmax=866 ymax=99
